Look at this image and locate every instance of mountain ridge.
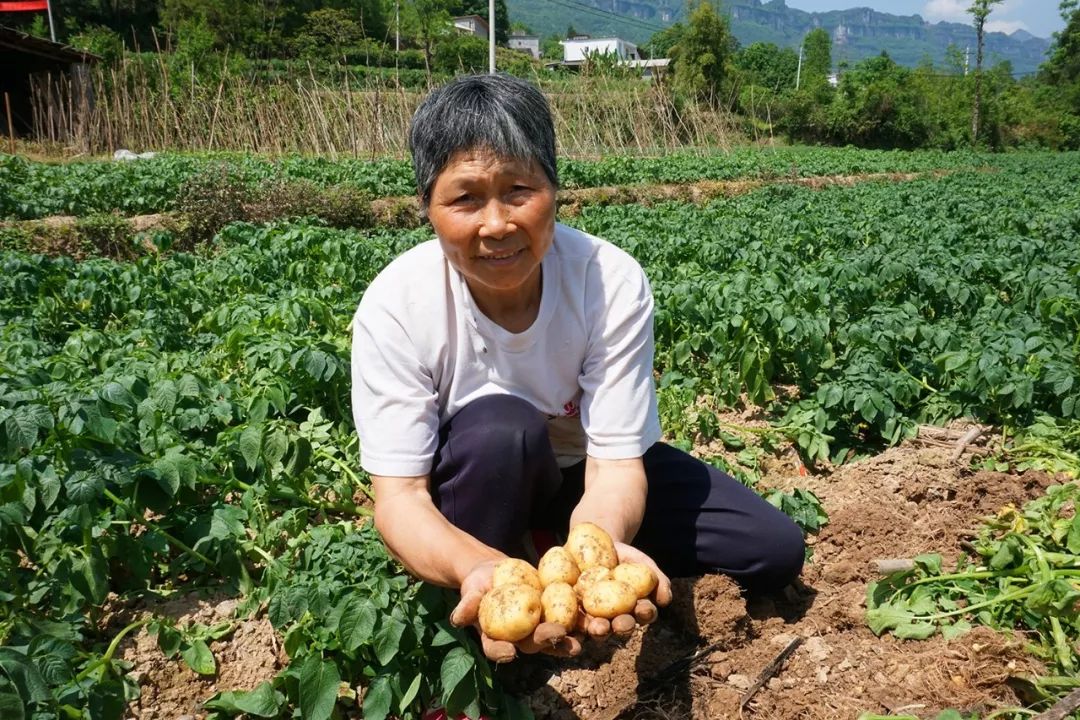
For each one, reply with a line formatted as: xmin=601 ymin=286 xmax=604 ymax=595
xmin=507 ymin=0 xmax=1052 ymax=75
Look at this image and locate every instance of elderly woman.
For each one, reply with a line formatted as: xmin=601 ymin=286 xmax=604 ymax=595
xmin=351 ymin=73 xmax=804 ymax=662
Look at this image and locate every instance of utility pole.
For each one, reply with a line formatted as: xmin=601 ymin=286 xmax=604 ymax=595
xmin=795 ymin=43 xmax=803 ymax=89
xmin=489 ymin=0 xmax=495 ymax=73
xmin=46 ymin=0 xmax=56 ymax=42
xmin=395 ymin=0 xmax=400 ymax=53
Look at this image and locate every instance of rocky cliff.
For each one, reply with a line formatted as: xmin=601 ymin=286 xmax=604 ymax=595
xmin=508 ymin=0 xmax=1051 ymax=74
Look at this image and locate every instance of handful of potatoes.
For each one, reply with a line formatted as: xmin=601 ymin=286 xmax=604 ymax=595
xmin=477 ymin=523 xmax=659 ymax=643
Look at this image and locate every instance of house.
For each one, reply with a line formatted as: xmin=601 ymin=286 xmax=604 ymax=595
xmin=0 ymin=25 xmax=98 ymax=137
xmin=508 ymin=32 xmax=540 ymax=59
xmin=560 ymin=36 xmax=640 ymax=64
xmin=452 ymin=15 xmax=489 ymax=39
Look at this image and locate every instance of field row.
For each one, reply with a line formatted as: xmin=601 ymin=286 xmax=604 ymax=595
xmin=0 ymin=147 xmax=1000 ymax=221
xmin=0 ymin=154 xmax=1078 ymax=716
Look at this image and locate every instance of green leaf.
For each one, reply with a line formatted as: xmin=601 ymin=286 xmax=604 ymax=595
xmin=399 ymin=673 xmax=423 ymax=713
xmin=362 ymin=675 xmax=393 ymax=720
xmin=240 ymin=424 xmax=263 ymax=470
xmin=181 ymin=639 xmax=216 ymax=675
xmin=100 ymin=382 xmax=135 ymax=408
xmin=337 ymin=595 xmax=377 ymax=652
xmin=0 ymin=648 xmax=51 ymax=705
xmin=941 ymin=620 xmax=973 ymax=640
xmin=205 ymin=682 xmax=285 ymax=717
xmin=440 ymin=646 xmax=475 ymax=698
xmin=0 ymin=690 xmax=24 ymax=720
xmin=373 ymin=615 xmax=407 ymax=665
xmin=298 ymin=655 xmax=339 ymax=720
xmin=263 ymin=426 xmax=289 ymax=468
xmin=1068 ymin=514 xmax=1080 ymax=555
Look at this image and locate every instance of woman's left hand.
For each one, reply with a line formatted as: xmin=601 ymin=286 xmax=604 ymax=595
xmin=581 ymin=542 xmax=672 ymax=640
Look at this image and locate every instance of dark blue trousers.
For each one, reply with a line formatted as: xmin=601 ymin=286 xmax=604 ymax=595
xmin=430 ymin=395 xmax=804 ymax=592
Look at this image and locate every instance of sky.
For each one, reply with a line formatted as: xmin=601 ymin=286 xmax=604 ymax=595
xmin=783 ymin=0 xmax=1066 ymax=38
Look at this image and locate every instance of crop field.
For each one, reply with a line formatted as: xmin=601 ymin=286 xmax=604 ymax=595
xmin=1 ymin=149 xmax=1079 ymax=720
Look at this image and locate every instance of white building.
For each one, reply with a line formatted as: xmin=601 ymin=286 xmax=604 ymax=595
xmin=560 ymin=37 xmax=640 ymax=63
xmin=508 ymin=33 xmax=540 ymax=59
xmin=452 ymin=15 xmax=489 ymax=39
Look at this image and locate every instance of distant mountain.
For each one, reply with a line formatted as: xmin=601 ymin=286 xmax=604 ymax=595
xmin=507 ymin=0 xmax=1052 ymax=75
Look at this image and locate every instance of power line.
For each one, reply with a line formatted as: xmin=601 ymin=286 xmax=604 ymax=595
xmin=542 ymin=0 xmax=668 ymax=35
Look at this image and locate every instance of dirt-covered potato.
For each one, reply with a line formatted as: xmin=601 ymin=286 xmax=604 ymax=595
xmin=573 ymin=566 xmax=613 ymax=598
xmin=478 ymin=584 xmax=542 ymax=642
xmin=540 ymin=582 xmax=578 ymax=632
xmin=565 ymin=522 xmax=618 ymax=571
xmin=537 ymin=546 xmax=580 ymax=587
xmin=613 ymin=562 xmax=658 ymax=599
xmin=582 ymin=579 xmax=638 ymax=619
xmin=491 ymin=558 xmax=542 ymax=591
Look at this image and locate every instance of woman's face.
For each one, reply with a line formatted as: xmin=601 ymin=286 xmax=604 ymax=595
xmin=427 ymin=148 xmax=556 ymax=307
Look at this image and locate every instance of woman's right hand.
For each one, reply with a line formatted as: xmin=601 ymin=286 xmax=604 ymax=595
xmin=451 ymin=559 xmax=583 ymax=663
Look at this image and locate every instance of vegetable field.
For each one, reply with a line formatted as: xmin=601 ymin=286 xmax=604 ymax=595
xmin=1 ymin=149 xmax=1079 ymax=720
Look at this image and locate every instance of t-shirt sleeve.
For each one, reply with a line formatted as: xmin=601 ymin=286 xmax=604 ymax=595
xmin=350 ymin=291 xmax=439 ymax=477
xmin=578 ymin=259 xmax=662 ymax=459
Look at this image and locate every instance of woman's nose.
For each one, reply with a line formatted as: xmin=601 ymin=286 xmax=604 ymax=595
xmin=479 ymin=201 xmax=514 ymax=237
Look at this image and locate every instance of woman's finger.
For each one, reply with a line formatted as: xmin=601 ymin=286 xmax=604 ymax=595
xmin=517 ymin=622 xmax=567 ymax=654
xmin=544 ymin=634 xmax=584 ymax=658
xmin=611 ymin=614 xmax=636 ymax=637
xmin=450 ymin=589 xmax=484 ymax=628
xmin=634 ymin=598 xmax=658 ymax=625
xmin=586 ymin=615 xmax=611 ymax=639
xmin=481 ymin=634 xmax=517 ymax=663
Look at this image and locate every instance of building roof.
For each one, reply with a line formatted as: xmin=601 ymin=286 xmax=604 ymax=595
xmin=562 ymin=37 xmax=635 ymax=45
xmin=451 ymin=15 xmax=489 ymax=30
xmin=0 ymin=25 xmax=99 ymax=64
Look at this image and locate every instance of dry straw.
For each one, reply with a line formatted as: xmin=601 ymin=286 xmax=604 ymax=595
xmin=30 ymin=60 xmax=739 ymax=158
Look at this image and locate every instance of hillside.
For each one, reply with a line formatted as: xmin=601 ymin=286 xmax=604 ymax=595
xmin=507 ymin=0 xmax=1052 ymax=75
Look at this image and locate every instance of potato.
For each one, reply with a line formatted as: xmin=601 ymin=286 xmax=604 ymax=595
xmin=478 ymin=584 xmax=542 ymax=642
xmin=573 ymin=566 xmax=613 ymax=598
xmin=582 ymin=579 xmax=638 ymax=619
xmin=537 ymin=546 xmax=580 ymax=587
xmin=540 ymin=582 xmax=578 ymax=632
xmin=565 ymin=523 xmax=618 ymax=571
xmin=491 ymin=558 xmax=542 ymax=591
xmin=613 ymin=562 xmax=658 ymax=599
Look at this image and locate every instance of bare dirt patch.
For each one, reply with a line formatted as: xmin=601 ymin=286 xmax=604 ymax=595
xmin=117 ymin=594 xmax=283 ymax=720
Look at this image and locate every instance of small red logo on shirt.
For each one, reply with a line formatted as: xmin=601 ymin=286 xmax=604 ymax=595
xmin=563 ymin=401 xmax=580 ymax=418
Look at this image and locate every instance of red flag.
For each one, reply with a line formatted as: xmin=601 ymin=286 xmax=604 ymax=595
xmin=0 ymin=1 xmax=49 ymax=10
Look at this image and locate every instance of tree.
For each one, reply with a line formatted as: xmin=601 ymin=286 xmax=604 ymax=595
xmin=448 ymin=0 xmax=508 ymax=44
xmin=968 ymin=0 xmax=1004 ymax=144
xmin=670 ymin=1 xmax=734 ymax=104
xmin=1042 ymin=1 xmax=1080 ymax=108
xmin=402 ymin=0 xmax=452 ymax=74
xmin=802 ymin=27 xmax=831 ymax=88
xmin=644 ymin=21 xmax=684 ymax=60
xmin=734 ymin=42 xmax=798 ymax=92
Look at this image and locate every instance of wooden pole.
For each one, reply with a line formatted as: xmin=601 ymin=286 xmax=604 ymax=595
xmin=4 ymin=92 xmax=14 ymax=155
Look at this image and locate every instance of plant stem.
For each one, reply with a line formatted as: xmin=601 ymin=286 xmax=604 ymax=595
xmin=75 ymin=618 xmax=150 ymax=682
xmin=102 ymin=488 xmax=213 ymax=565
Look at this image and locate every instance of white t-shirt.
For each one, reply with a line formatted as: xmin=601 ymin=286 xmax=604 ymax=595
xmin=350 ymin=222 xmax=661 ymax=477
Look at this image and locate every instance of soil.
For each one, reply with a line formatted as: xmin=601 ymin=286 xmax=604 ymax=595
xmin=116 ymin=438 xmax=1063 ymax=720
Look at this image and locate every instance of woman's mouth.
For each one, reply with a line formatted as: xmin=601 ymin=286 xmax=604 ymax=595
xmin=477 ymin=248 xmax=525 ymax=264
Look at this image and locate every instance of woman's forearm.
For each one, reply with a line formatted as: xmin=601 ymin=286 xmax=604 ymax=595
xmin=570 ymin=456 xmax=648 ymax=544
xmin=373 ymin=475 xmax=505 ymax=588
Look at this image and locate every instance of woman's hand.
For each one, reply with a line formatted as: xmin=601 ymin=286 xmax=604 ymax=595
xmin=450 ymin=559 xmax=583 ymax=663
xmin=581 ymin=542 xmax=673 ymax=641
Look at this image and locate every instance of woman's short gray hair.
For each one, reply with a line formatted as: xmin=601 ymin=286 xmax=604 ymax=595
xmin=409 ymin=73 xmax=558 ymax=209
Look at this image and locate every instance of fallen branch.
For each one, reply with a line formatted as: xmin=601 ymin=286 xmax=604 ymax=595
xmin=739 ymin=636 xmax=804 ymax=711
xmin=874 ymin=558 xmax=916 ymax=575
xmin=1034 ymin=688 xmax=1080 ymax=720
xmin=951 ymin=426 xmax=988 ymax=462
